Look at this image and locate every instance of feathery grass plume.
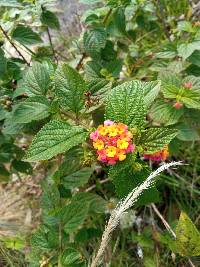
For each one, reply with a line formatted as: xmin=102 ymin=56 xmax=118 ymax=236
xmin=90 ymin=161 xmax=183 ymax=267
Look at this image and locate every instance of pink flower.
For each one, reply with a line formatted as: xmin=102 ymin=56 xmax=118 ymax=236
xmin=90 ymin=130 xmax=99 ymax=141
xmin=107 ymin=159 xmax=117 ymax=165
xmin=97 ymin=149 xmax=107 ymax=162
xmin=104 ymin=120 xmax=114 ymax=126
xmin=144 ymin=154 xmax=162 ymax=161
xmin=126 ymin=143 xmax=135 ymax=153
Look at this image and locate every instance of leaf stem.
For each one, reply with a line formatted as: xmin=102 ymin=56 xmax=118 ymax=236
xmin=46 ymin=27 xmax=58 ymax=63
xmin=0 ymin=25 xmax=30 ymax=65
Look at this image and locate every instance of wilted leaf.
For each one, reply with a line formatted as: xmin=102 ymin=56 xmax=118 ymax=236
xmin=176 ymin=212 xmax=200 ymax=256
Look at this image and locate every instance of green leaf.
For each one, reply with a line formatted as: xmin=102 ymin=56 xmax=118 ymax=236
xmin=0 ymin=164 xmax=10 ymax=183
xmin=109 ymin=158 xmax=159 ymax=205
xmin=107 ymin=7 xmax=126 ymax=38
xmin=180 ymin=90 xmax=200 ymax=109
xmin=176 ymin=212 xmax=200 ymax=256
xmin=31 ymin=225 xmax=59 ymax=250
xmin=183 ymin=75 xmax=200 ymax=93
xmin=0 ymin=48 xmax=7 ymax=78
xmin=80 ymin=0 xmax=100 ymax=3
xmin=155 ymin=51 xmax=177 ymax=59
xmin=11 ymin=159 xmax=32 ymax=174
xmin=72 ymin=192 xmax=106 ymax=213
xmin=0 ymin=0 xmax=22 ymax=7
xmin=62 ymin=167 xmax=93 ymax=189
xmin=105 ymin=80 xmax=146 ymax=128
xmin=150 ymin=99 xmax=184 ymax=125
xmin=41 ymin=9 xmax=60 ymax=29
xmin=177 ymin=41 xmax=200 ymax=60
xmin=139 ymin=128 xmax=178 ymax=153
xmin=177 ymin=21 xmax=194 ymax=33
xmin=83 ymin=28 xmax=107 ymax=58
xmin=61 ymin=248 xmax=84 ymax=266
xmin=55 ymin=64 xmax=87 ymax=113
xmin=176 ymin=123 xmax=200 ymax=141
xmin=143 ymin=80 xmax=161 ymax=108
xmin=12 ymin=96 xmax=50 ymax=123
xmin=63 ymin=201 xmax=89 ymax=233
xmin=2 ymin=117 xmax=24 ymax=135
xmin=0 ymin=106 xmax=6 ymax=121
xmin=188 ymin=50 xmax=200 ymax=67
xmin=25 ymin=120 xmax=88 ymax=161
xmin=24 ymin=62 xmax=51 ymax=96
xmin=11 ymin=26 xmax=42 ymax=45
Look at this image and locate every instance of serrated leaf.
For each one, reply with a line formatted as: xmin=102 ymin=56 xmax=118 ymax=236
xmin=109 ymin=158 xmax=159 ymax=205
xmin=55 ymin=63 xmax=87 ymax=113
xmin=2 ymin=117 xmax=24 ymax=135
xmin=0 ymin=48 xmax=7 ymax=78
xmin=24 ymin=62 xmax=51 ymax=96
xmin=108 ymin=7 xmax=126 ymax=38
xmin=72 ymin=192 xmax=106 ymax=213
xmin=41 ymin=9 xmax=60 ymax=29
xmin=143 ymin=80 xmax=161 ymax=108
xmin=62 ymin=167 xmax=93 ymax=189
xmin=61 ymin=247 xmax=84 ymax=266
xmin=176 ymin=123 xmax=200 ymax=141
xmin=12 ymin=96 xmax=50 ymax=123
xmin=25 ymin=120 xmax=88 ymax=161
xmin=139 ymin=128 xmax=178 ymax=153
xmin=177 ymin=41 xmax=200 ymax=60
xmin=150 ymin=99 xmax=184 ymax=125
xmin=176 ymin=212 xmax=200 ymax=256
xmin=31 ymin=225 xmax=59 ymax=250
xmin=63 ymin=201 xmax=89 ymax=233
xmin=83 ymin=28 xmax=107 ymax=58
xmin=0 ymin=0 xmax=22 ymax=7
xmin=0 ymin=106 xmax=6 ymax=121
xmin=183 ymin=75 xmax=200 ymax=93
xmin=188 ymin=50 xmax=200 ymax=67
xmin=180 ymin=90 xmax=200 ymax=109
xmin=105 ymin=80 xmax=146 ymax=128
xmin=11 ymin=26 xmax=42 ymax=45
xmin=155 ymin=51 xmax=177 ymax=59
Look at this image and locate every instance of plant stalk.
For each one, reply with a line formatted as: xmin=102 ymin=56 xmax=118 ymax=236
xmin=0 ymin=25 xmax=30 ymax=65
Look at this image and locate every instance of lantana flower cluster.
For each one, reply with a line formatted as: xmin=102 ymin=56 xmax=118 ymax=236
xmin=90 ymin=120 xmax=135 ymax=165
xmin=144 ymin=146 xmax=169 ymax=161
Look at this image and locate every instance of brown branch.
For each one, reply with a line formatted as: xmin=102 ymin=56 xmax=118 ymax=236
xmin=103 ymin=8 xmax=112 ymax=25
xmin=85 ymin=178 xmax=109 ymax=192
xmin=75 ymin=52 xmax=87 ymax=71
xmin=0 ymin=25 xmax=30 ymax=65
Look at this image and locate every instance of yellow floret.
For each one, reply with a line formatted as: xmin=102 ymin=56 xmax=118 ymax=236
xmin=108 ymin=125 xmax=118 ymax=137
xmin=97 ymin=125 xmax=108 ymax=136
xmin=93 ymin=139 xmax=104 ymax=150
xmin=106 ymin=146 xmax=117 ymax=157
xmin=117 ymin=139 xmax=129 ymax=149
xmin=118 ymin=153 xmax=126 ymax=161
